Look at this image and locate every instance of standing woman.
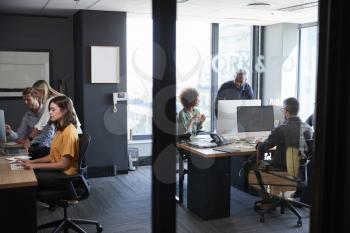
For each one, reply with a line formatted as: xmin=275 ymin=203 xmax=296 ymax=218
xmin=19 ymin=96 xmax=79 ymax=190
xmin=177 ymin=88 xmax=206 ymax=135
xmin=31 ymin=80 xmax=82 ymax=136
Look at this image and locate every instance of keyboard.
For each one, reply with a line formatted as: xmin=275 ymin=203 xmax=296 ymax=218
xmin=10 ymin=163 xmax=24 ymax=171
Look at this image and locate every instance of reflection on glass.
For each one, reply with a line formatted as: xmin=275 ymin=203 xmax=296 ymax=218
xmin=176 ymin=21 xmax=211 ymax=132
xmin=218 ymin=24 xmax=252 ymax=86
xmin=299 ymin=26 xmax=318 ymax=121
xmin=127 ymin=18 xmax=153 ymax=136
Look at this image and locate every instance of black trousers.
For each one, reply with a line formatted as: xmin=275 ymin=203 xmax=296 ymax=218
xmin=28 ymin=145 xmax=50 ymax=160
xmin=34 ymin=170 xmax=70 ymax=192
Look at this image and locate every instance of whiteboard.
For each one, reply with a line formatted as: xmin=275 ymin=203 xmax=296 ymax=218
xmin=0 ymin=51 xmax=50 ymax=97
xmin=91 ymin=46 xmax=120 ymax=83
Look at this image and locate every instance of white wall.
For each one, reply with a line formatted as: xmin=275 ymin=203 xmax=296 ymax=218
xmin=263 ymin=23 xmax=299 ymax=105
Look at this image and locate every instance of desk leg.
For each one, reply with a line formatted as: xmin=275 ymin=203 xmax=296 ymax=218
xmin=0 ymin=186 xmax=37 ymax=233
xmin=176 ymin=151 xmax=185 ymax=204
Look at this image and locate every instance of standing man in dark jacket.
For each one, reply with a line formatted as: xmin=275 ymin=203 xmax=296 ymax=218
xmin=214 ymin=69 xmax=255 ymax=117
xmin=256 ymin=97 xmax=313 ymax=170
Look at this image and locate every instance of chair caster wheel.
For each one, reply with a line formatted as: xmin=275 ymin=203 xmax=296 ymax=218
xmin=297 ymin=220 xmax=302 ymax=227
xmin=97 ymin=224 xmax=103 ymax=232
xmin=260 ymin=217 xmax=265 ymax=223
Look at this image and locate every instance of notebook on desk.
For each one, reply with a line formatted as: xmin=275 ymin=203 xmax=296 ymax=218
xmin=213 ymin=145 xmax=241 ymax=153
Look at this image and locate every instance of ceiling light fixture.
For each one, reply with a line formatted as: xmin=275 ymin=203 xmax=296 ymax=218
xmin=246 ymin=2 xmax=271 ymax=7
xmin=177 ymin=0 xmax=189 ymax=3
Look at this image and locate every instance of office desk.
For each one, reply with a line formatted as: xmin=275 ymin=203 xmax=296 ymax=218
xmin=0 ymin=156 xmax=37 ymax=232
xmin=177 ymin=142 xmax=259 ymax=220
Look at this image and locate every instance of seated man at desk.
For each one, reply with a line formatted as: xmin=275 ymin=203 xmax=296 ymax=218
xmin=5 ymin=87 xmax=43 ymax=144
xmin=256 ymin=97 xmax=313 ymax=171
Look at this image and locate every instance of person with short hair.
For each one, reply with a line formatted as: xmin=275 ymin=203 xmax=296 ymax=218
xmin=256 ymin=97 xmax=313 ymax=170
xmin=214 ymin=69 xmax=255 ymax=117
xmin=5 ymin=87 xmax=43 ymax=143
xmin=177 ymin=88 xmax=206 ymax=135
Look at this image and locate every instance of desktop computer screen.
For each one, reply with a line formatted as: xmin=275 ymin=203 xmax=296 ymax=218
xmin=237 ymin=106 xmax=274 ymax=133
xmin=0 ymin=109 xmax=6 ymax=143
xmin=217 ymin=99 xmax=261 ymax=134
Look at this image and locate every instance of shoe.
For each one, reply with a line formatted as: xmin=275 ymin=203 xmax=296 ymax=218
xmin=291 ymin=190 xmax=301 ymax=198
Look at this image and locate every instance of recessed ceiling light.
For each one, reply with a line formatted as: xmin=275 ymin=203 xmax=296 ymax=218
xmin=246 ymin=2 xmax=271 ymax=7
xmin=177 ymin=0 xmax=189 ymax=3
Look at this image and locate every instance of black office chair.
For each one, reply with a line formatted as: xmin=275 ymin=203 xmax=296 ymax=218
xmin=249 ymin=140 xmax=313 ymax=227
xmin=37 ymin=134 xmax=103 ymax=233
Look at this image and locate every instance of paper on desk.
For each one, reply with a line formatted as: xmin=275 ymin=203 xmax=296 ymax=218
xmin=1 ymin=142 xmax=18 ymax=146
xmin=5 ymin=157 xmax=16 ymax=162
xmin=14 ymin=155 xmax=31 ymax=160
xmin=238 ymin=145 xmax=255 ymax=149
xmin=5 ymin=155 xmax=31 ymax=161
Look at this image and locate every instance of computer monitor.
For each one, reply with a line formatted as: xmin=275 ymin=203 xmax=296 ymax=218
xmin=217 ymin=99 xmax=261 ymax=134
xmin=237 ymin=106 xmax=274 ymax=138
xmin=0 ymin=110 xmax=6 ymax=143
xmin=272 ymin=105 xmax=285 ymax=127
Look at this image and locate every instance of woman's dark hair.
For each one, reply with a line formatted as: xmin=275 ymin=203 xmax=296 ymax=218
xmin=49 ymin=96 xmax=77 ymax=131
xmin=179 ymin=88 xmax=199 ymax=109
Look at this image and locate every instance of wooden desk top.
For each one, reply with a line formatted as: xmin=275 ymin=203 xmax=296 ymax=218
xmin=0 ymin=156 xmax=37 ymax=189
xmin=177 ymin=141 xmax=259 ymax=158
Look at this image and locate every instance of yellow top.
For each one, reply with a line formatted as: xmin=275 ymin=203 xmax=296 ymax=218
xmin=49 ymin=124 xmax=79 ymax=175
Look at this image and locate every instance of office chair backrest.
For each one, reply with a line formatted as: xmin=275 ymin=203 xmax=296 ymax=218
xmin=78 ymin=134 xmax=91 ymax=176
xmin=286 ymin=147 xmax=300 ymax=177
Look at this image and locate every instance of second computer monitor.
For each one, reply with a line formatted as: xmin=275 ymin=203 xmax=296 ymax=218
xmin=237 ymin=106 xmax=274 ymax=134
xmin=217 ymin=99 xmax=261 ymax=134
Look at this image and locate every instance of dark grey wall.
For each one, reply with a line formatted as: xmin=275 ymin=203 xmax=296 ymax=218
xmin=0 ymin=14 xmax=74 ymax=128
xmin=74 ymin=11 xmax=128 ymax=173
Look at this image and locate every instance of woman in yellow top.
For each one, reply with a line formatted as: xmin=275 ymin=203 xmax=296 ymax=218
xmin=19 ymin=95 xmax=79 ymax=191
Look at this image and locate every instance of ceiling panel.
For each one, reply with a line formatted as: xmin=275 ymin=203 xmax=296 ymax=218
xmin=90 ymin=0 xmax=145 ymax=12
xmin=0 ymin=0 xmax=46 ymax=15
xmin=0 ymin=0 xmax=318 ymax=25
xmin=178 ymin=5 xmax=222 ymax=17
xmin=45 ymin=0 xmax=97 ymax=9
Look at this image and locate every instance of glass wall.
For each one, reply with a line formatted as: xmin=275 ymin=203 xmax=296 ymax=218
xmin=298 ymin=26 xmax=318 ymax=121
xmin=127 ymin=19 xmax=253 ymax=135
xmin=127 ymin=18 xmax=153 ymax=136
xmin=176 ymin=21 xmax=211 ymax=131
xmin=218 ymin=24 xmax=252 ymax=87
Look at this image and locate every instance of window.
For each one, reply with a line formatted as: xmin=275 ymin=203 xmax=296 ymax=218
xmin=176 ymin=21 xmax=211 ymax=131
xmin=298 ymin=26 xmax=318 ymax=121
xmin=128 ymin=19 xmax=254 ymax=136
xmin=218 ymin=24 xmax=252 ymax=86
xmin=127 ymin=18 xmax=152 ymax=136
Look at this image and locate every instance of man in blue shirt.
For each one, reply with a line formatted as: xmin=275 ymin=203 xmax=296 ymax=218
xmin=214 ymin=69 xmax=255 ymax=117
xmin=6 ymin=87 xmax=55 ymax=159
xmin=6 ymin=87 xmax=43 ymax=142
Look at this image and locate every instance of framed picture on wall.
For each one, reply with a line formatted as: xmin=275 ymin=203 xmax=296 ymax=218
xmin=0 ymin=50 xmax=50 ymax=99
xmin=91 ymin=46 xmax=120 ymax=83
